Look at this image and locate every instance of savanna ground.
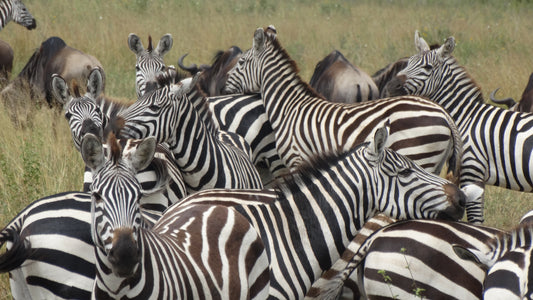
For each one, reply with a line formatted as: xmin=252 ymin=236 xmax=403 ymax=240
xmin=0 ymin=0 xmax=532 ymax=297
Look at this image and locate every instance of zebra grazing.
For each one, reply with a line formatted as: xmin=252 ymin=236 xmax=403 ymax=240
xmin=128 ymin=33 xmax=173 ymax=97
xmin=454 ymin=224 xmax=533 ymax=300
xmin=395 ymin=30 xmax=533 ymax=223
xmin=0 ymin=0 xmax=36 ymax=31
xmin=82 ymin=122 xmax=464 ymax=299
xmin=118 ymin=81 xmax=264 ymax=191
xmin=310 ymin=218 xmax=505 ymax=299
xmin=50 ymin=67 xmax=188 ymax=208
xmin=224 ymin=26 xmax=463 ymax=182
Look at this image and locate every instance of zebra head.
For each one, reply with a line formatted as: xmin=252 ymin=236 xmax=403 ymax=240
xmin=367 ymin=125 xmax=465 ymax=221
xmin=224 ymin=25 xmax=277 ymax=94
xmin=128 ymin=33 xmax=173 ymax=98
xmin=396 ymin=30 xmax=456 ymax=98
xmin=119 ymin=81 xmax=192 ymax=146
xmin=51 ymin=67 xmax=106 ymax=151
xmin=1 ymin=0 xmax=36 ymax=31
xmin=82 ymin=133 xmax=157 ymax=278
xmin=453 ymin=224 xmax=533 ymax=299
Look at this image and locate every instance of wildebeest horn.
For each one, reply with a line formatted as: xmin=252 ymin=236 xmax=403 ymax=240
xmin=178 ymin=53 xmax=200 ymax=75
xmin=489 ymin=88 xmax=516 ymax=108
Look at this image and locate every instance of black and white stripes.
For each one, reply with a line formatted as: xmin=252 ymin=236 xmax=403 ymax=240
xmin=0 ymin=0 xmax=35 ymax=31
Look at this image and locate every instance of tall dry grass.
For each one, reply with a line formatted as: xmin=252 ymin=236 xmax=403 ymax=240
xmin=0 ymin=0 xmax=532 ymax=297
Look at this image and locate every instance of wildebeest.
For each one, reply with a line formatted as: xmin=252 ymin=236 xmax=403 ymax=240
xmin=1 ymin=36 xmax=103 ymax=107
xmin=490 ymin=72 xmax=533 ymax=112
xmin=0 ymin=39 xmax=13 ymax=84
xmin=178 ymin=45 xmax=243 ymax=96
xmin=309 ymin=50 xmax=379 ymax=103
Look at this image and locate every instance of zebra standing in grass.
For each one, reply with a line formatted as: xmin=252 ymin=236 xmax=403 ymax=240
xmin=454 ymin=224 xmax=533 ymax=299
xmin=0 ymin=0 xmax=36 ymax=31
xmin=128 ymin=33 xmax=173 ymax=97
xmin=394 ymin=31 xmax=533 ymax=223
xmin=118 ymin=81 xmax=264 ymax=192
xmin=83 ymin=120 xmax=465 ymax=299
xmin=224 ymin=26 xmax=463 ymax=181
xmin=50 ymin=67 xmax=188 ymax=209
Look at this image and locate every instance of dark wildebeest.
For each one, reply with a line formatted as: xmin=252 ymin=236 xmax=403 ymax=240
xmin=0 ymin=0 xmax=36 ymax=31
xmin=178 ymin=45 xmax=243 ymax=96
xmin=0 ymin=40 xmax=13 ymax=84
xmin=309 ymin=50 xmax=379 ymax=103
xmin=490 ymin=73 xmax=533 ymax=112
xmin=1 ymin=36 xmax=103 ymax=107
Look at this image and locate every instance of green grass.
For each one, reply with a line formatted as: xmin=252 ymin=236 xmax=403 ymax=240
xmin=0 ymin=0 xmax=532 ymax=297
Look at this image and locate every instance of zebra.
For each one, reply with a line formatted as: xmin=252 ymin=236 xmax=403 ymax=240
xmin=0 ymin=138 xmax=167 ymax=299
xmin=82 ymin=121 xmax=465 ymax=298
xmin=308 ymin=218 xmax=506 ymax=299
xmin=50 ymin=67 xmax=188 ymax=210
xmin=453 ymin=223 xmax=533 ymax=299
xmin=128 ymin=33 xmax=173 ymax=98
xmin=395 ymin=30 xmax=533 ymax=223
xmin=0 ymin=0 xmax=35 ymax=31
xmin=118 ymin=81 xmax=265 ymax=192
xmin=223 ymin=26 xmax=463 ymax=183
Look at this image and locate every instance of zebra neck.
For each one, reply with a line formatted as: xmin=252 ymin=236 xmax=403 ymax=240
xmin=167 ymin=96 xmax=225 ymax=189
xmin=0 ymin=2 xmax=10 ymax=30
xmin=186 ymin=87 xmax=217 ymax=133
xmin=427 ymin=71 xmax=484 ymax=124
xmin=259 ymin=55 xmax=322 ymax=132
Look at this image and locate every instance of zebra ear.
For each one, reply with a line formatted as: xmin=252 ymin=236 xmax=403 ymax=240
xmin=414 ymin=30 xmax=430 ymax=53
xmin=371 ymin=124 xmax=389 ymax=156
xmin=155 ymin=34 xmax=173 ymax=57
xmin=87 ymin=67 xmax=104 ymax=100
xmin=81 ymin=133 xmax=105 ymax=171
xmin=452 ymin=245 xmax=491 ymax=270
xmin=128 ymin=33 xmax=144 ymax=56
xmin=51 ymin=74 xmax=70 ymax=106
xmin=436 ymin=36 xmax=455 ymax=60
xmin=253 ymin=28 xmax=266 ymax=53
xmin=130 ymin=136 xmax=157 ymax=172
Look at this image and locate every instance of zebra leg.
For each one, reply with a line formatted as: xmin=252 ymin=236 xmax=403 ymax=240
xmin=462 ymin=184 xmax=485 ymax=224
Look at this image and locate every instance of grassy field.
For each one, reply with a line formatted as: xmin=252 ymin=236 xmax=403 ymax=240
xmin=0 ymin=0 xmax=532 ymax=297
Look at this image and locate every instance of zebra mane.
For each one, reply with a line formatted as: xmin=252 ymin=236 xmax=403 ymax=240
xmin=266 ymin=31 xmax=324 ymax=99
xmin=487 ymin=223 xmax=533 ymax=254
xmin=147 ymin=35 xmax=153 ymax=52
xmin=106 ymin=133 xmax=122 ymax=164
xmin=273 ymin=142 xmax=368 ymax=194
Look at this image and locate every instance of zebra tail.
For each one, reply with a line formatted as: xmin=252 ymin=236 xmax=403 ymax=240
xmin=0 ymin=228 xmax=32 ymax=273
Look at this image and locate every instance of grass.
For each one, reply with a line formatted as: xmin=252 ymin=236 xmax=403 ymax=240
xmin=0 ymin=0 xmax=532 ymax=297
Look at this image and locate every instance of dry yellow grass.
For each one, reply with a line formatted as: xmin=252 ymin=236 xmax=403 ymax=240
xmin=0 ymin=0 xmax=532 ymax=297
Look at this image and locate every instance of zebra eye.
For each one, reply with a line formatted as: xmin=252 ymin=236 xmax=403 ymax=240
xmin=398 ymin=169 xmax=413 ymax=177
xmin=93 ymin=193 xmax=103 ymax=204
xmin=65 ymin=111 xmax=72 ymax=120
xmin=423 ymin=64 xmax=433 ymax=71
xmin=149 ymin=103 xmax=160 ymax=110
xmin=135 ymin=66 xmax=140 ymax=71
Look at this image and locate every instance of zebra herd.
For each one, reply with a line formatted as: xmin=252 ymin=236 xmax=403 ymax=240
xmin=0 ymin=1 xmax=532 ymax=298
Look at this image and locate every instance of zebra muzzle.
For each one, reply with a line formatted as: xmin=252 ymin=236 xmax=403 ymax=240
xmin=108 ymin=228 xmax=140 ymax=278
